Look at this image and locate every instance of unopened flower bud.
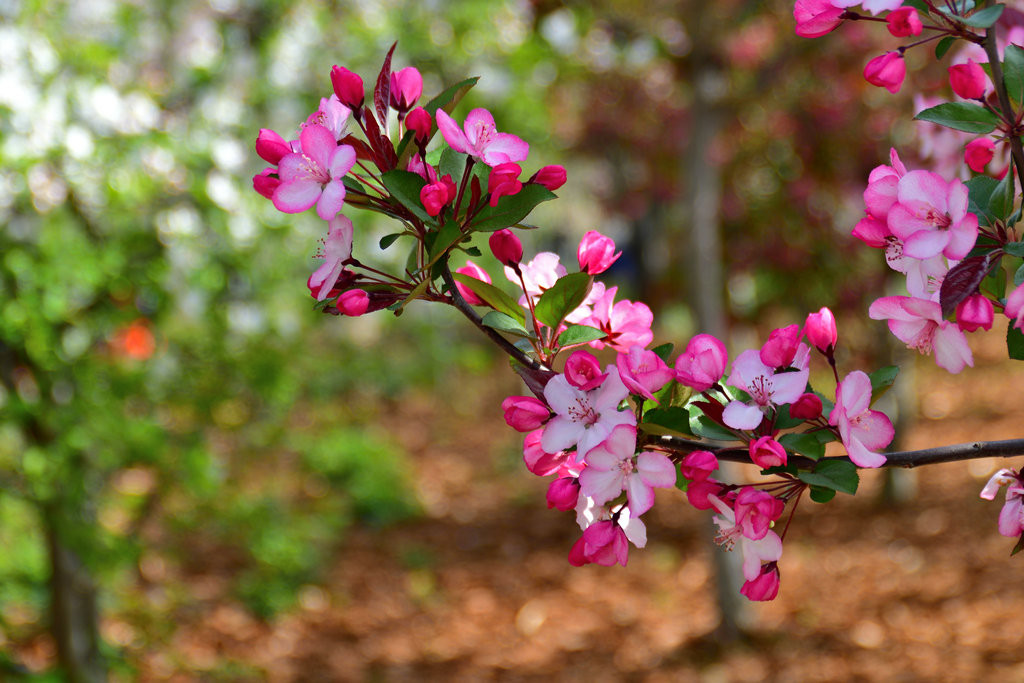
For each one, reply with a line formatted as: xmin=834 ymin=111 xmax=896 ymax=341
xmin=749 ymin=436 xmax=787 ymax=469
xmin=532 ymin=164 xmax=567 ymax=191
xmin=886 ymin=7 xmax=922 ymax=37
xmin=956 ymin=293 xmax=994 ymax=332
xmin=804 ymin=306 xmax=838 ymax=355
xmin=338 ymin=289 xmax=369 ymax=316
xmin=255 ymin=129 xmax=292 ymax=165
xmin=489 ymin=229 xmax=523 ymax=267
xmin=454 ymin=260 xmax=491 ymax=306
xmin=577 ymin=230 xmax=621 ymax=275
xmin=389 ymin=66 xmax=423 ymax=112
xmin=547 ymin=477 xmax=581 ymax=511
xmin=864 ymin=52 xmax=905 ymax=94
xmin=487 ymin=162 xmax=523 ymax=207
xmin=760 ymin=324 xmax=801 ymax=368
xmin=790 ymin=392 xmax=823 ymax=421
xmin=253 ymin=168 xmax=280 ymax=199
xmin=502 ymin=395 xmax=551 ymax=432
xmin=564 ymin=350 xmax=607 ymax=391
xmin=949 ymin=59 xmax=987 ymax=100
xmin=680 ymin=450 xmax=718 ymax=482
xmin=965 ymin=138 xmax=995 ymax=173
xmin=331 ymin=65 xmax=365 ymax=110
xmin=405 ymin=107 xmax=432 ymax=142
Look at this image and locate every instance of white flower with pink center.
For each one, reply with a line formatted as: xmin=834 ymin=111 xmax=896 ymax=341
xmin=578 ymin=424 xmax=676 ymax=516
xmin=868 ymin=296 xmax=973 ymax=373
xmin=722 ymin=348 xmax=809 ymax=431
xmin=828 ymin=370 xmax=894 ymax=468
xmin=887 ymin=170 xmax=978 ymax=261
xmin=708 ymin=494 xmax=782 ymax=582
xmin=273 ymin=124 xmax=356 ymax=221
xmin=541 ymin=366 xmax=635 ymax=460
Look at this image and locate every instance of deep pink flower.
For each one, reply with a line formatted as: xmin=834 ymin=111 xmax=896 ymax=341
xmin=734 ymin=487 xmax=785 ymax=540
xmin=487 ymin=162 xmax=523 ymax=206
xmin=741 ymin=564 xmax=781 ymax=601
xmin=542 ymin=366 xmax=636 ymax=459
xmin=532 ymin=165 xmax=567 ymax=191
xmin=790 ymin=392 xmax=823 ymax=421
xmin=686 ymin=479 xmax=726 ymax=510
xmin=680 ymin=451 xmax=718 ymax=482
xmin=389 ymin=66 xmax=423 ymax=112
xmin=709 ymin=494 xmax=783 ymax=582
xmin=502 ymin=395 xmax=551 ymax=432
xmin=828 ymin=370 xmax=894 ymax=468
xmin=864 ymin=52 xmax=905 ymax=94
xmin=748 ymin=436 xmax=787 ymax=469
xmin=330 ymin=65 xmax=365 ymax=110
xmin=722 ymin=348 xmax=809 ymax=430
xmin=420 ymin=174 xmax=457 ymax=217
xmin=337 ymin=289 xmax=369 ymax=316
xmin=406 ymin=107 xmax=432 ymax=142
xmin=435 ymin=108 xmax=529 ymax=167
xmin=869 ymin=296 xmax=974 ymax=373
xmin=307 ymin=215 xmax=354 ymax=301
xmin=886 ymin=7 xmax=922 ymax=37
xmin=949 ymin=59 xmax=987 ymax=100
xmin=760 ymin=324 xmax=801 ymax=368
xmin=547 ymin=477 xmax=581 ymax=511
xmin=523 ymin=429 xmax=571 ymax=476
xmin=956 ymin=294 xmax=994 ymax=332
xmin=675 ymin=334 xmax=728 ymax=392
xmin=253 ymin=167 xmax=280 ymax=200
xmin=965 ymin=138 xmax=996 ymax=173
xmin=616 ymin=345 xmax=674 ymax=402
xmin=577 ymin=230 xmax=622 ymax=275
xmin=804 ymin=306 xmax=838 ymax=354
xmin=1007 ymin=285 xmax=1024 ymax=330
xmin=564 ymin=350 xmax=608 ymax=391
xmin=570 ymin=498 xmax=647 ymax=567
xmin=887 ymin=170 xmax=978 ymax=260
xmin=489 ymin=229 xmax=523 ymax=267
xmin=256 ymin=128 xmax=292 ymax=165
xmin=454 ymin=260 xmax=491 ymax=306
xmin=793 ymin=0 xmax=844 ymax=38
xmin=273 ymin=124 xmax=356 ymax=221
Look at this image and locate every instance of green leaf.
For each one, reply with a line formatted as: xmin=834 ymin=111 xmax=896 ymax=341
xmin=809 ymin=486 xmax=836 ymax=503
xmin=1005 ymin=45 xmax=1024 ymax=106
xmin=778 ymin=431 xmax=827 ymax=460
xmin=651 ymin=343 xmax=675 ymax=363
xmin=451 ymin=273 xmax=526 ymax=325
xmin=868 ymin=365 xmax=899 ymax=403
xmin=990 ymin=166 xmax=1015 ymax=222
xmin=556 ymin=324 xmax=606 ymax=347
xmin=798 ymin=459 xmax=859 ymax=495
xmin=915 ymin=102 xmax=1000 ymax=134
xmin=379 ymin=233 xmax=404 ymax=250
xmin=690 ymin=415 xmax=738 ymax=442
xmin=1015 ymin=262 xmax=1024 ymax=286
xmin=466 ymin=184 xmax=557 ymax=232
xmin=481 ymin=311 xmax=532 ymax=338
xmin=439 ymin=147 xmax=467 ymax=185
xmin=425 ymin=221 xmax=464 ymax=267
xmin=380 ymin=170 xmax=434 ymax=224
xmin=773 ymin=403 xmax=805 ymax=430
xmin=389 ymin=278 xmax=430 ymax=317
xmin=935 ymin=36 xmax=957 ymax=60
xmin=1008 ymin=324 xmax=1024 ymax=360
xmin=640 ymin=406 xmax=694 ymax=438
xmin=343 ymin=176 xmax=367 ymax=194
xmin=1005 ymin=241 xmax=1024 ymax=258
xmin=967 ymin=175 xmax=1000 ymax=226
xmin=533 ymin=272 xmax=592 ymax=330
xmin=961 ymin=3 xmax=1004 ymax=28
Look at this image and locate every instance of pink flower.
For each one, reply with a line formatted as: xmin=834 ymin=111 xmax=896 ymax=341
xmin=949 ymin=59 xmax=987 ymax=100
xmin=273 ymin=124 xmax=356 ymax=221
xmin=1006 ymin=285 xmax=1024 ymax=330
xmin=256 ymin=128 xmax=293 ymax=165
xmin=570 ymin=497 xmax=647 ymax=567
xmin=577 ymin=230 xmax=622 ymax=275
xmin=253 ymin=167 xmax=280 ymax=200
xmin=337 ymin=289 xmax=369 ymax=316
xmin=435 ymin=108 xmax=529 ymax=167
xmin=804 ymin=307 xmax=838 ymax=354
xmin=722 ymin=348 xmax=809 ymax=431
xmin=454 ymin=260 xmax=491 ymax=306
xmin=886 ymin=7 xmax=922 ymax=37
xmin=579 ymin=425 xmax=676 ymax=516
xmin=980 ymin=468 xmax=1024 ymax=537
xmin=686 ymin=479 xmax=726 ymax=510
xmin=304 ymin=95 xmax=351 ymax=139
xmin=760 ymin=324 xmax=801 ymax=368
xmin=831 ymin=0 xmax=903 ymax=14
xmin=675 ymin=334 xmax=728 ymax=392
xmin=582 ymin=286 xmax=654 ymax=352
xmin=547 ymin=477 xmax=581 ymax=511
xmin=420 ymin=174 xmax=457 ymax=217
xmin=406 ymin=107 xmax=432 ymax=142
xmin=523 ymin=429 xmax=572 ymax=476
xmin=489 ymin=229 xmax=523 ymax=267
xmin=748 ymin=436 xmax=787 ymax=469
xmin=507 ymin=252 xmax=566 ymax=304
xmin=869 ymin=296 xmax=974 ymax=373
xmin=887 ymin=170 xmax=978 ymax=261
xmin=956 ymin=294 xmax=994 ymax=332
xmin=828 ymin=370 xmax=894 ymax=468
xmin=709 ymin=494 xmax=783 ymax=582
xmin=616 ymin=345 xmax=674 ymax=402
xmin=564 ymin=350 xmax=608 ymax=391
xmin=965 ymin=138 xmax=996 ymax=173
xmin=542 ymin=366 xmax=636 ymax=459
xmin=680 ymin=451 xmax=718 ymax=482
xmin=330 ymin=65 xmax=365 ymax=110
xmin=502 ymin=395 xmax=551 ymax=432
xmin=307 ymin=215 xmax=354 ymax=301
xmin=532 ymin=165 xmax=567 ymax=191
xmin=793 ymin=0 xmax=844 ymax=39
xmin=389 ymin=66 xmax=423 ymax=112
xmin=864 ymin=52 xmax=905 ymax=94
xmin=790 ymin=392 xmax=823 ymax=420
xmin=741 ymin=564 xmax=781 ymax=601
xmin=487 ymin=162 xmax=522 ymax=206
xmin=734 ymin=487 xmax=785 ymax=540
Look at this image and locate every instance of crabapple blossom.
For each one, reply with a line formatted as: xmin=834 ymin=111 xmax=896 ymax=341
xmin=420 ymin=175 xmax=457 ymax=217
xmin=741 ymin=564 xmax=781 ymax=602
xmin=435 ymin=108 xmax=529 ymax=167
xmin=830 ymin=0 xmax=903 ymax=15
xmin=887 ymin=170 xmax=978 ymax=261
xmin=547 ymin=477 xmax=581 ymax=511
xmin=581 ymin=286 xmax=654 ymax=352
xmin=405 ymin=107 xmax=431 ymax=142
xmin=949 ymin=59 xmax=987 ymax=100
xmin=489 ymin=229 xmax=523 ymax=267
xmin=330 ymin=65 xmax=364 ymax=110
xmin=572 ymin=496 xmax=648 ymax=566
xmin=980 ymin=469 xmax=1024 ymax=537
xmin=886 ymin=7 xmax=922 ymax=37
xmin=577 ymin=230 xmax=621 ymax=275
xmin=273 ymin=124 xmax=356 ymax=221
xmin=337 ymin=289 xmax=369 ymax=316
xmin=253 ymin=168 xmax=280 ymax=200
xmin=864 ymin=52 xmax=905 ymax=93
xmin=709 ymin=494 xmax=783 ymax=585
xmin=869 ymin=296 xmax=973 ymax=373
xmin=502 ymin=395 xmax=551 ymax=432
xmin=564 ymin=350 xmax=607 ymax=391
xmin=749 ymin=436 xmax=787 ymax=469
xmin=578 ymin=424 xmax=676 ymax=516
xmin=734 ymin=487 xmax=785 ymax=540
xmin=828 ymin=370 xmax=894 ymax=468
xmin=522 ymin=429 xmax=572 ymax=476
xmin=487 ymin=163 xmax=522 ymax=206
xmin=793 ymin=0 xmax=844 ymax=39
xmin=965 ymin=138 xmax=996 ymax=173
xmin=304 ymin=95 xmax=351 ymax=139
xmin=541 ymin=365 xmax=635 ymax=460
xmin=722 ymin=348 xmax=809 ymax=430
xmin=568 ymin=519 xmax=629 ymax=567
xmin=256 ymin=129 xmax=293 ymax=165
xmin=389 ymin=66 xmax=423 ymax=112
xmin=687 ymin=479 xmax=727 ymax=510
xmin=1006 ymin=284 xmax=1024 ymax=330
xmin=956 ymin=294 xmax=994 ymax=333
xmin=532 ymin=165 xmax=567 ymax=191
xmin=804 ymin=307 xmax=838 ymax=355
xmin=760 ymin=324 xmax=801 ymax=368
xmin=307 ymin=215 xmax=354 ymax=301
xmin=674 ymin=334 xmax=728 ymax=392
xmin=790 ymin=392 xmax=823 ymax=420
xmin=615 ymin=345 xmax=673 ymax=402
xmin=680 ymin=451 xmax=718 ymax=482
xmin=507 ymin=252 xmax=565 ymax=304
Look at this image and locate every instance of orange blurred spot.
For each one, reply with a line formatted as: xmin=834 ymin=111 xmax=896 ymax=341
xmin=114 ymin=321 xmax=155 ymax=360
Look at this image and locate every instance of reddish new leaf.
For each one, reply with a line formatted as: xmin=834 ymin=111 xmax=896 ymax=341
xmin=374 ymin=42 xmax=397 ymax=134
xmin=939 ymin=252 xmax=998 ymax=318
xmin=692 ymin=399 xmax=725 ymax=426
xmin=514 ymin=363 xmax=557 ymax=401
xmin=340 ymin=134 xmax=376 ymax=163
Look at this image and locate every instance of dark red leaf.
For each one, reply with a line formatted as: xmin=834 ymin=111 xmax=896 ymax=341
xmin=514 ymin=363 xmax=557 ymax=401
xmin=340 ymin=134 xmax=376 ymax=163
xmin=939 ymin=252 xmax=998 ymax=318
xmin=692 ymin=399 xmax=725 ymax=426
xmin=468 ymin=175 xmax=482 ymax=218
xmin=374 ymin=42 xmax=397 ymax=134
xmin=375 ymin=133 xmax=398 ymax=171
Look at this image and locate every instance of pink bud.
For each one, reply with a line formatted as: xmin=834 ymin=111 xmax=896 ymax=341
xmin=420 ymin=180 xmax=452 ymax=217
xmin=790 ymin=392 xmax=823 ymax=421
xmin=532 ymin=164 xmax=567 ymax=191
xmin=965 ymin=138 xmax=996 ymax=173
xmin=487 ymin=162 xmax=523 ymax=207
xmin=748 ymin=436 xmax=787 ymax=470
xmin=686 ymin=479 xmax=725 ymax=510
xmin=338 ymin=289 xmax=369 ymax=316
xmin=793 ymin=0 xmax=844 ymax=39
xmin=252 ymin=168 xmax=280 ymax=200
xmin=616 ymin=345 xmax=673 ymax=401
xmin=577 ymin=230 xmax=621 ymax=275
xmin=547 ymin=477 xmax=581 ymax=511
xmin=578 ymin=520 xmax=629 ymax=566
xmin=523 ymin=429 xmax=568 ymax=476
xmin=489 ymin=229 xmax=523 ymax=267
xmin=759 ymin=324 xmax=801 ymax=368
xmin=405 ymin=107 xmax=432 ymax=142
xmin=804 ymin=306 xmax=838 ymax=354
xmin=886 ymin=7 xmax=922 ymax=37
xmin=675 ymin=334 xmax=728 ymax=392
xmin=331 ymin=65 xmax=365 ymax=110
xmin=564 ymin=350 xmax=607 ymax=391
xmin=1007 ymin=284 xmax=1024 ymax=331
xmin=735 ymin=487 xmax=785 ymax=539
xmin=389 ymin=66 xmax=423 ymax=111
xmin=454 ymin=260 xmax=491 ymax=306
xmin=956 ymin=293 xmax=994 ymax=332
xmin=949 ymin=59 xmax=987 ymax=100
xmin=740 ymin=564 xmax=780 ymax=601
xmin=680 ymin=450 xmax=718 ymax=482
xmin=255 ymin=129 xmax=292 ymax=165
xmin=864 ymin=52 xmax=905 ymax=94
xmin=502 ymin=395 xmax=551 ymax=432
